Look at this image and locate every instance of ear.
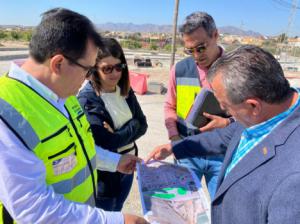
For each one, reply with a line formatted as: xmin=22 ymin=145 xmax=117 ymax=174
xmin=245 ymin=98 xmax=261 ymax=116
xmin=213 ymin=29 xmax=219 ymax=40
xmin=50 ymin=54 xmax=64 ymax=75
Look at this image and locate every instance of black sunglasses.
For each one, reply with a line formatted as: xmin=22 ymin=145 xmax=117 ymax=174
xmin=99 ymin=63 xmax=127 ymax=75
xmin=184 ymin=44 xmax=206 ymax=55
xmin=63 ymin=55 xmax=97 ymax=78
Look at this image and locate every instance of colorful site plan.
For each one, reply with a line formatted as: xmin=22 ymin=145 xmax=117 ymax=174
xmin=137 ymin=160 xmax=210 ymax=224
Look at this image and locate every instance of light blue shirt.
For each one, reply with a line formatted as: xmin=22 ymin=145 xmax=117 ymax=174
xmin=0 ymin=61 xmax=124 ymax=223
xmin=225 ymin=89 xmax=300 ymax=177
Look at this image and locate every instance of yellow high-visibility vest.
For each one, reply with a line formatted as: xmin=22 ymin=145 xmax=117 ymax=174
xmin=175 ymin=57 xmax=201 ymax=119
xmin=0 ymin=75 xmax=97 ymax=223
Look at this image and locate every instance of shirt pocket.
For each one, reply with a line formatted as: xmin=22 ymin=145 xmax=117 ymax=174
xmin=37 ymin=125 xmax=81 ymax=181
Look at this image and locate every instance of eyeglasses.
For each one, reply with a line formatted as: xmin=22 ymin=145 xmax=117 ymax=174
xmin=63 ymin=55 xmax=97 ymax=78
xmin=99 ymin=63 xmax=127 ymax=74
xmin=184 ymin=43 xmax=207 ymax=55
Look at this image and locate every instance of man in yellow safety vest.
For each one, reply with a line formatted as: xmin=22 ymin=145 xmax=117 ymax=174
xmin=0 ymin=8 xmax=148 ymax=224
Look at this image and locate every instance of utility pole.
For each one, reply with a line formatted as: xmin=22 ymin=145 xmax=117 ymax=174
xmin=284 ymin=0 xmax=298 ymax=62
xmin=170 ymin=0 xmax=180 ymax=67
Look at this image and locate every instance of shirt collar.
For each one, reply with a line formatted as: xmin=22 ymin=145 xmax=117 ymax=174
xmin=244 ymin=88 xmax=300 ymax=139
xmin=8 ymin=60 xmax=64 ymax=103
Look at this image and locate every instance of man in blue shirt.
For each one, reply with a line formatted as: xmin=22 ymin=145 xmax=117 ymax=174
xmin=147 ymin=45 xmax=300 ymax=224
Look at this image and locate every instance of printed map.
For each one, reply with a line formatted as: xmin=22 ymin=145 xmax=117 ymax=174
xmin=137 ymin=160 xmax=210 ymax=224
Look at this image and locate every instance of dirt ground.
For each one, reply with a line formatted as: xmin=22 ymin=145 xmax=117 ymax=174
xmin=129 ymin=65 xmax=170 ymax=84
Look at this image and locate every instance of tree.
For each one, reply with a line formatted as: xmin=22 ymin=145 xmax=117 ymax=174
xmin=129 ymin=32 xmax=141 ymax=41
xmin=278 ymin=33 xmax=287 ymax=43
xmin=126 ymin=40 xmax=142 ymax=49
xmin=10 ymin=31 xmax=22 ymax=40
xmin=149 ymin=43 xmax=158 ymax=50
xmin=23 ymin=31 xmax=33 ymax=41
xmin=261 ymin=39 xmax=277 ymax=55
xmin=163 ymin=44 xmax=172 ymax=52
xmin=0 ymin=31 xmax=7 ymax=39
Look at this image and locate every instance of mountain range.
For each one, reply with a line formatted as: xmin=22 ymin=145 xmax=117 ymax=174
xmin=95 ymin=23 xmax=263 ymax=37
xmin=0 ymin=23 xmax=263 ymax=37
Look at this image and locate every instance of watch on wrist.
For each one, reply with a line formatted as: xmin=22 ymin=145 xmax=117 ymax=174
xmin=228 ymin=117 xmax=235 ymax=124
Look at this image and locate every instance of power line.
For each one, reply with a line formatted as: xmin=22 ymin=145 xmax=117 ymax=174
xmin=286 ymin=0 xmax=299 ymax=37
xmin=271 ymin=0 xmax=300 ymax=9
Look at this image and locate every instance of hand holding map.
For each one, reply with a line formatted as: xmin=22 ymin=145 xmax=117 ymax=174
xmin=137 ymin=160 xmax=210 ymax=224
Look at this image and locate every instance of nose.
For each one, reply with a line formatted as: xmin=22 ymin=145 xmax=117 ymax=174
xmin=111 ymin=68 xmax=120 ymax=74
xmin=192 ymin=52 xmax=198 ymax=59
xmin=193 ymin=50 xmax=203 ymax=59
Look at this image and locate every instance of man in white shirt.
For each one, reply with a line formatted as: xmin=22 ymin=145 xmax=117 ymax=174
xmin=0 ymin=8 xmax=148 ymax=224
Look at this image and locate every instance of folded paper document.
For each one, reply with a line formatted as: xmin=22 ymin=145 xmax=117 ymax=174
xmin=137 ymin=160 xmax=210 ymax=224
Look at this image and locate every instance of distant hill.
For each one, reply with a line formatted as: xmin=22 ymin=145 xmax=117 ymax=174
xmin=0 ymin=25 xmax=34 ymax=29
xmin=219 ymin=26 xmax=262 ymax=37
xmin=96 ymin=22 xmax=173 ymax=33
xmin=95 ymin=23 xmax=263 ymax=37
xmin=0 ymin=23 xmax=263 ymax=37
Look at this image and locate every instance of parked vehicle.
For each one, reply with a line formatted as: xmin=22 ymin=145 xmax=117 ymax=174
xmin=286 ymin=66 xmax=298 ymax=72
xmin=134 ymin=56 xmax=152 ymax=67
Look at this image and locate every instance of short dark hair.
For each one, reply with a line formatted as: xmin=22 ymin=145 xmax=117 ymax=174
xmin=29 ymin=8 xmax=102 ymax=63
xmin=90 ymin=38 xmax=130 ymax=96
xmin=207 ymin=45 xmax=292 ymax=104
xmin=179 ymin=11 xmax=217 ymax=37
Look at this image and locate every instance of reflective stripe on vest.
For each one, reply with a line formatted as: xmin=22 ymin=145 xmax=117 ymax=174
xmin=0 ymin=98 xmax=39 ymax=150
xmin=176 ymin=77 xmax=199 ymax=86
xmin=0 ymin=76 xmax=97 ymax=222
xmin=175 ymin=57 xmax=201 ymax=119
xmin=85 ymin=193 xmax=96 ymax=207
xmin=52 ymin=155 xmax=96 ymax=194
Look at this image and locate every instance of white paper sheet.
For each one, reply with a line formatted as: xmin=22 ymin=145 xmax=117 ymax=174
xmin=137 ymin=160 xmax=211 ymax=224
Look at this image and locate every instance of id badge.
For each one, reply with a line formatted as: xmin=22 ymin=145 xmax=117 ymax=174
xmin=52 ymin=153 xmax=77 ymax=175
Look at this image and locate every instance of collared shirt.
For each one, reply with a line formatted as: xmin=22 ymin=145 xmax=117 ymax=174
xmin=164 ymin=47 xmax=223 ymax=139
xmin=0 ymin=61 xmax=124 ymax=223
xmin=225 ymin=89 xmax=300 ymax=177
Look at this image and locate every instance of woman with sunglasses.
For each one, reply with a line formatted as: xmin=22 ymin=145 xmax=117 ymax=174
xmin=77 ymin=38 xmax=148 ymax=211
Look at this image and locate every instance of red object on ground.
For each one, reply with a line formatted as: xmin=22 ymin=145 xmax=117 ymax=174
xmin=129 ymin=71 xmax=148 ymax=95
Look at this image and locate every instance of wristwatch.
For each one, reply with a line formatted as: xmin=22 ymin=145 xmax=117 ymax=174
xmin=228 ymin=117 xmax=235 ymax=124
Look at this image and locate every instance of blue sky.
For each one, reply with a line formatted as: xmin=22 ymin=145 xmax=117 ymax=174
xmin=0 ymin=0 xmax=300 ymax=36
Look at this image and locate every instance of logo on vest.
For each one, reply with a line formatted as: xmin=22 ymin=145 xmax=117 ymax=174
xmin=72 ymin=105 xmax=83 ymax=115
